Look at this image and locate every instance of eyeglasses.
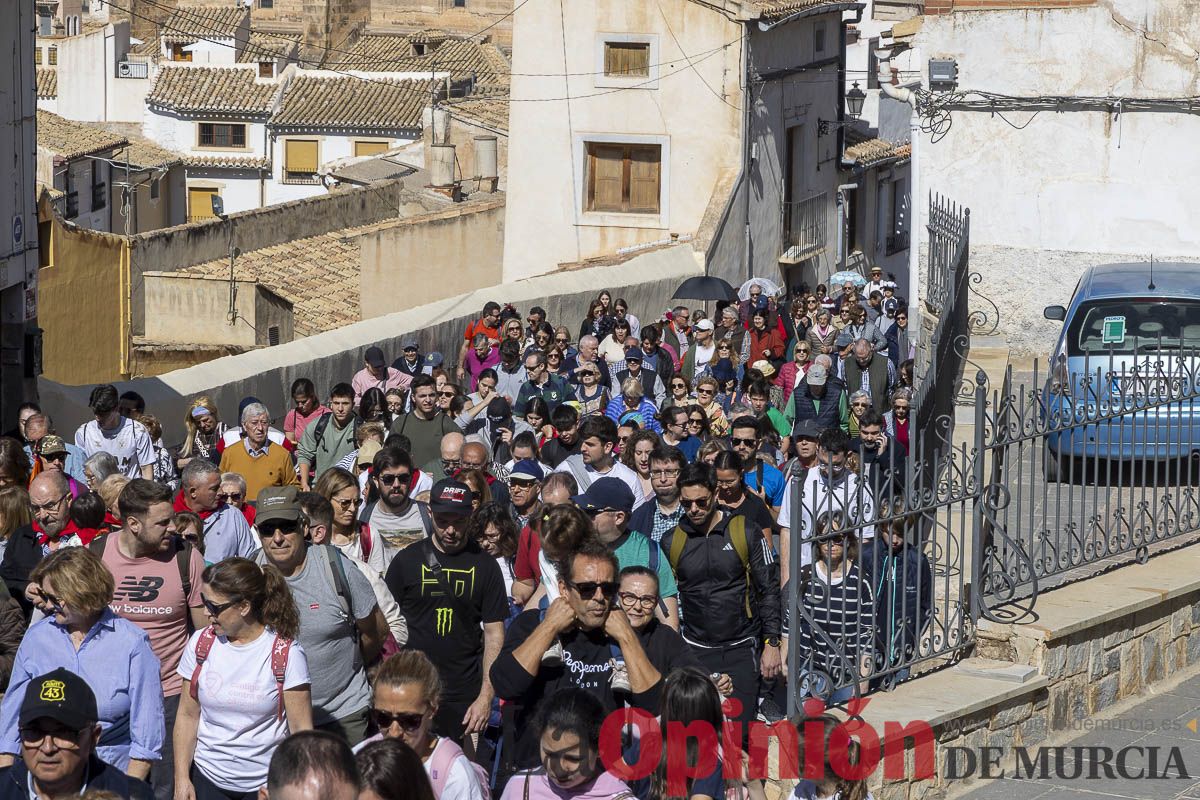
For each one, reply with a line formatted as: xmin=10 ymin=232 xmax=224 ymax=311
xmin=370 ymin=709 xmax=425 ymax=732
xmin=201 ymin=595 xmax=239 ymax=617
xmin=510 ymin=478 xmax=538 ymax=489
xmin=687 ymin=418 xmax=705 ymax=426
xmin=378 ymin=473 xmax=412 ymax=487
xmin=30 ymin=493 xmax=69 ymax=513
xmin=851 ymin=402 xmax=870 ymax=408
xmin=334 ymin=497 xmax=362 ymax=510
xmin=696 ymin=388 xmax=714 ymax=396
xmin=671 ymin=382 xmax=686 ymax=389
xmin=650 ymin=468 xmax=680 ymax=479
xmin=42 ymin=453 xmax=67 ymax=463
xmin=217 ymin=492 xmax=242 ymax=502
xmin=37 ymin=587 xmax=64 ymax=610
xmin=566 ymin=580 xmax=619 ymax=599
xmin=731 ymin=437 xmax=758 ymax=448
xmin=438 ymin=391 xmax=457 ymax=398
xmin=478 ymin=528 xmax=504 ymax=543
xmin=618 ymin=591 xmax=658 ymax=610
xmin=440 ymin=458 xmax=460 ymax=470
xmin=19 ymin=726 xmax=85 ymax=749
xmin=555 ymin=337 xmax=569 ymax=344
xmin=259 ymin=521 xmax=302 ymax=537
xmin=681 ymin=496 xmax=711 ymax=509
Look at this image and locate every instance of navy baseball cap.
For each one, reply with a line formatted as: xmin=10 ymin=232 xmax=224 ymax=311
xmin=571 ymin=477 xmax=634 ymax=516
xmin=509 ymin=459 xmax=545 ymax=482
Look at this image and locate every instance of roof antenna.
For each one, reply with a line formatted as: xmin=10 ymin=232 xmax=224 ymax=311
xmin=1148 ymin=254 xmax=1156 ymax=291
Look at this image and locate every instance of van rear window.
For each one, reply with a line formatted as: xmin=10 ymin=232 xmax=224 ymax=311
xmin=1067 ymin=301 xmax=1200 ymax=355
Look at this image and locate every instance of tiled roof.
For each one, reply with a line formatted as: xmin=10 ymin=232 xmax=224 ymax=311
xmin=184 ymin=154 xmax=270 ymax=170
xmin=238 ymin=31 xmax=301 ymax=63
xmin=161 ymin=5 xmax=247 ymax=42
xmin=749 ymin=0 xmax=851 ymax=18
xmin=330 ymin=155 xmax=424 ymax=186
xmin=444 ymin=98 xmax=508 ymax=132
xmin=37 ymin=110 xmax=127 ymax=160
xmin=148 ymin=65 xmax=278 ymax=114
xmin=336 ymin=33 xmax=510 ymax=91
xmin=113 ymin=133 xmax=184 ymax=170
xmin=272 ymin=74 xmax=431 ymax=130
xmin=844 ymin=136 xmax=911 ymax=167
xmin=36 ymin=68 xmax=56 ymax=99
xmin=182 ymin=226 xmax=376 ymax=336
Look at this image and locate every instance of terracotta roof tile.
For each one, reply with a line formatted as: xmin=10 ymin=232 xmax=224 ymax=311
xmin=336 ymin=33 xmax=509 ymax=91
xmin=272 ymin=74 xmax=431 ymax=130
xmin=36 ymin=68 xmax=56 ymax=99
xmin=161 ymin=5 xmax=248 ymax=42
xmin=750 ymin=0 xmax=852 ymax=18
xmin=844 ymin=136 xmax=911 ymax=166
xmin=148 ymin=65 xmax=278 ymax=114
xmin=444 ymin=98 xmax=508 ymax=133
xmin=113 ymin=133 xmax=184 ymax=170
xmin=184 ymin=154 xmax=270 ymax=169
xmin=238 ymin=32 xmax=301 ymax=63
xmin=37 ymin=110 xmax=127 ymax=160
xmin=182 ymin=226 xmax=376 ymax=336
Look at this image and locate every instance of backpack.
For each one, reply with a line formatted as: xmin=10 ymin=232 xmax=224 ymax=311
xmin=90 ymin=534 xmax=193 ymax=600
xmin=666 ymin=515 xmax=753 ymax=617
xmin=309 ymin=412 xmax=360 ymax=468
xmin=189 ymin=625 xmax=292 ymax=719
xmin=428 ymin=737 xmax=493 ymax=799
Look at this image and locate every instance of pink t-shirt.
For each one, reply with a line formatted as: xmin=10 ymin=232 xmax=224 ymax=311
xmin=284 ymin=405 xmax=331 ymax=441
xmin=102 ymin=538 xmax=205 ymax=697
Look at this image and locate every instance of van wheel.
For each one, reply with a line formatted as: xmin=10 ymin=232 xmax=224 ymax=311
xmin=1043 ymin=442 xmax=1062 ymax=483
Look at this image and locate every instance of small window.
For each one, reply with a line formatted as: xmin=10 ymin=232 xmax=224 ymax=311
xmin=39 ymin=14 xmax=52 ymax=35
xmin=604 ymin=42 xmax=650 ymax=77
xmin=354 ymin=140 xmax=389 ymax=158
xmin=259 ymin=0 xmax=273 ymax=6
xmin=868 ymin=37 xmax=879 ymax=90
xmin=171 ymin=43 xmax=193 ymax=62
xmin=150 ymin=178 xmax=161 ymax=201
xmin=814 ymin=23 xmax=826 ymax=56
xmin=48 ymin=46 xmax=58 ymax=66
xmin=268 ymin=325 xmax=280 ymax=346
xmin=198 ymin=122 xmax=246 ymax=148
xmin=413 ymin=43 xmax=426 ymax=56
xmin=34 ymin=48 xmax=42 ymax=66
xmin=91 ymin=165 xmax=106 ymax=211
xmin=258 ymin=61 xmax=273 ymax=78
xmin=284 ymin=139 xmax=320 ymax=184
xmin=585 ymin=143 xmax=661 ymax=214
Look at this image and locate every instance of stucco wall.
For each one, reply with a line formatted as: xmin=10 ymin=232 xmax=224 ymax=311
xmin=265 ymin=130 xmax=419 ymax=206
xmin=359 ymin=197 xmax=506 ymax=319
xmin=39 ymin=245 xmax=703 ymax=443
xmin=141 ymin=272 xmax=291 ymax=347
xmin=915 ymin=1 xmax=1200 ymax=348
xmin=53 ymin=27 xmax=108 ymax=122
xmin=501 ymin=0 xmax=742 ymax=280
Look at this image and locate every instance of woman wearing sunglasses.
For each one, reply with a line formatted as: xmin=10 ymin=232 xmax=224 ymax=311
xmin=178 ymin=557 xmax=312 ymax=800
xmin=775 ymin=340 xmax=813 ymax=406
xmin=314 ymin=467 xmax=383 ymax=576
xmin=356 ymin=650 xmax=488 ymax=799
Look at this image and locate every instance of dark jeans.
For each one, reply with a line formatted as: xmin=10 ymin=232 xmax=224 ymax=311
xmin=150 ymin=693 xmax=180 ymax=800
xmin=316 ymin=706 xmax=371 ymax=746
xmin=190 ymin=765 xmax=257 ymax=800
xmin=692 ymin=639 xmax=760 ymax=744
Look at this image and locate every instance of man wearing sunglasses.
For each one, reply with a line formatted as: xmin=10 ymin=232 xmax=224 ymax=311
xmin=0 ymin=669 xmax=152 ymax=800
xmin=657 ymin=463 xmax=781 ymax=736
xmin=255 ymin=486 xmax=388 ymax=746
xmin=776 ymin=428 xmax=875 ymax=586
xmin=491 ymin=539 xmax=663 ymax=772
xmin=359 ymin=446 xmax=433 ymax=561
xmin=385 ymin=479 xmax=507 ymax=746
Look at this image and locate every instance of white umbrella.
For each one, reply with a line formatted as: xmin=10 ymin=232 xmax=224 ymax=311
xmin=737 ymin=277 xmax=783 ymax=302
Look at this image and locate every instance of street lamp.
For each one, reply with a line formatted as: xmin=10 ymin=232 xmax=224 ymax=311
xmin=818 ymin=82 xmax=867 ymax=135
xmin=210 ymin=196 xmax=241 ymax=326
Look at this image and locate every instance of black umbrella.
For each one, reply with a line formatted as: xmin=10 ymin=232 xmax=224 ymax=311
xmin=672 ymin=276 xmax=738 ymax=302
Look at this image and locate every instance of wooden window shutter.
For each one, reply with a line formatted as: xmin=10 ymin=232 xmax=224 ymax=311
xmin=188 ymin=188 xmax=216 ymax=220
xmin=590 ymin=145 xmax=624 ymax=211
xmin=354 ymin=140 xmax=389 ymax=157
xmin=628 ymin=146 xmax=661 ymax=213
xmin=604 ymin=42 xmax=649 ymax=77
xmin=286 ymin=140 xmax=318 ymax=173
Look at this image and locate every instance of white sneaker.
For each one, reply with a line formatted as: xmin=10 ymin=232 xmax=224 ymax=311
xmin=542 ymin=639 xmax=563 ymax=668
xmin=610 ymin=659 xmax=631 ymax=693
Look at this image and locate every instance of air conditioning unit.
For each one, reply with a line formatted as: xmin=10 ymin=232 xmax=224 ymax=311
xmin=118 ymin=61 xmax=132 ymax=77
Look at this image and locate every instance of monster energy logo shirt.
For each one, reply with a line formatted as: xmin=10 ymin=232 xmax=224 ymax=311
xmin=385 ymin=540 xmax=507 ymax=702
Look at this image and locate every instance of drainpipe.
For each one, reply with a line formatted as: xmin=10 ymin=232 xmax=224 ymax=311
xmin=879 ymin=71 xmax=919 ymax=344
xmin=835 ymin=182 xmax=856 ymax=272
xmin=740 ymin=25 xmax=753 ymax=282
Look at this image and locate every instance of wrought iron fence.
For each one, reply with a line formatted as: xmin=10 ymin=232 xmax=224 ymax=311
xmin=779 ymin=192 xmax=828 ymax=265
xmin=783 ymin=193 xmax=1200 ymax=710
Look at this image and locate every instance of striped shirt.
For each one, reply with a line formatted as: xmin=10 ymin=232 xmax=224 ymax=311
xmin=795 ymin=563 xmax=876 ymax=684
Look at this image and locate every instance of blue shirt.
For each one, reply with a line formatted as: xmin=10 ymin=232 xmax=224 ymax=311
xmin=604 ymin=398 xmax=662 ymax=433
xmin=0 ymin=610 xmax=165 ymax=769
xmin=744 ymin=461 xmax=787 ymax=508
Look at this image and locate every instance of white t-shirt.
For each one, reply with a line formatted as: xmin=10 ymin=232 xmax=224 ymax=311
xmin=776 ymin=470 xmax=875 ymax=567
xmin=538 ymin=550 xmax=561 ymax=601
xmin=553 ymin=457 xmax=645 ymax=509
xmin=75 ymin=417 xmax=154 ymax=478
xmin=692 ymin=344 xmax=715 ymax=377
xmin=178 ymin=627 xmax=310 ymax=792
xmin=353 ymin=735 xmax=486 ymax=800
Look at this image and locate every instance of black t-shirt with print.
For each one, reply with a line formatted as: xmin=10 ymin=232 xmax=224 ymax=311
xmin=385 ymin=538 xmax=507 ymax=701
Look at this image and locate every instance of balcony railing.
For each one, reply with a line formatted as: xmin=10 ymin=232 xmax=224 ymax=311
xmin=117 ymin=60 xmax=149 ymax=79
xmin=65 ymin=191 xmax=79 ymax=218
xmin=283 ymin=171 xmax=321 ymax=185
xmin=779 ymin=191 xmax=828 ymax=265
xmin=886 ymin=229 xmax=910 ymax=255
xmin=91 ymin=182 xmax=107 ymax=211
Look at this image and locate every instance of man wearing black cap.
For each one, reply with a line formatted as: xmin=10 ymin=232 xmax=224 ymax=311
xmin=614 ymin=348 xmax=667 ymax=408
xmin=384 ymin=479 xmax=507 ymax=746
xmin=0 ymin=668 xmax=152 ymax=800
xmin=352 ymin=346 xmax=412 ymax=406
xmin=74 ymin=385 xmax=154 ymax=480
xmin=391 ymin=338 xmax=424 ymax=380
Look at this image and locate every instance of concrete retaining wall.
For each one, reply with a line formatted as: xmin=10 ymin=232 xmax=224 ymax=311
xmin=39 ymin=244 xmax=702 ymax=443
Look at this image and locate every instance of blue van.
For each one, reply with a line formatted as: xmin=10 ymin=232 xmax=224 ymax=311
xmin=1041 ymin=262 xmax=1200 ymax=481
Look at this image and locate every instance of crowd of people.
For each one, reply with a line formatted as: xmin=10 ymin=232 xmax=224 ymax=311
xmin=0 ymin=271 xmax=930 ymax=800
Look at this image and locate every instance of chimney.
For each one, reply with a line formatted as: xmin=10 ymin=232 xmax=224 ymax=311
xmin=429 ymin=144 xmax=460 ymax=201
xmin=473 ymin=136 xmax=498 ymax=193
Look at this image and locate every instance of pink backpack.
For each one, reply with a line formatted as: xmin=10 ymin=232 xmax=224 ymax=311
xmin=428 ymin=737 xmax=492 ymax=800
xmin=189 ymin=626 xmax=293 ymax=720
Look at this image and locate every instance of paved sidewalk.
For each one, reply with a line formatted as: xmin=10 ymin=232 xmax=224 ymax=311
xmin=960 ymin=670 xmax=1200 ymax=800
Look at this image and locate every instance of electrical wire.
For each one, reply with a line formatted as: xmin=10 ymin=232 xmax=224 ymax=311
xmin=656 ymin=0 xmax=740 ymax=111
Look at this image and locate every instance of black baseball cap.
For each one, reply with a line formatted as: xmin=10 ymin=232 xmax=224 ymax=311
xmin=429 ymin=479 xmax=474 ymax=516
xmin=793 ymin=419 xmax=822 ymax=441
xmin=365 ymin=346 xmax=386 ymax=368
xmin=571 ymin=477 xmax=635 ymax=516
xmin=20 ymin=668 xmax=97 ymax=730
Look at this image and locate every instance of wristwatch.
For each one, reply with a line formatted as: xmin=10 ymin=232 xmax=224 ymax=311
xmin=764 ymin=636 xmax=781 ymax=648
